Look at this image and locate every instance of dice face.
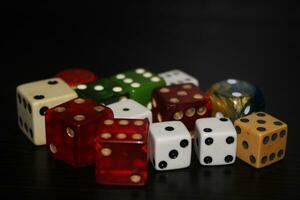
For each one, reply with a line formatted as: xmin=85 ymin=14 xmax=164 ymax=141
xmin=234 ymin=112 xmax=287 ymax=168
xmin=149 ymin=121 xmax=192 ymax=170
xmin=207 ymin=79 xmax=265 ymax=121
xmin=110 ymin=68 xmax=166 ymax=107
xmin=46 ymin=98 xmax=113 ymax=167
xmin=75 ymin=78 xmax=129 ymax=104
xmin=152 ymin=83 xmax=212 ymax=131
xmin=107 ymin=99 xmax=152 ymax=123
xmin=16 ymin=78 xmax=78 ymax=145
xmin=96 ymin=119 xmax=149 ymax=185
xmin=159 ymin=69 xmax=199 ymax=86
xmin=56 ymin=68 xmax=97 ymax=88
xmin=194 ymin=117 xmax=237 ymax=166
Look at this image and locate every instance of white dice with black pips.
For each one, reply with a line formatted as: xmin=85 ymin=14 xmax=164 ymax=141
xmin=107 ymin=99 xmax=152 ymax=123
xmin=16 ymin=78 xmax=78 ymax=145
xmin=194 ymin=117 xmax=237 ymax=166
xmin=149 ymin=121 xmax=192 ymax=170
xmin=159 ymin=69 xmax=199 ymax=86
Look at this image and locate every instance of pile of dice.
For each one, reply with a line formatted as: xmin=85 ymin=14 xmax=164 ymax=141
xmin=16 ymin=68 xmax=288 ymax=186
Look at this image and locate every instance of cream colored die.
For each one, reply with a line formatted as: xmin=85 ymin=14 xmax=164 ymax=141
xmin=16 ymin=78 xmax=77 ymax=145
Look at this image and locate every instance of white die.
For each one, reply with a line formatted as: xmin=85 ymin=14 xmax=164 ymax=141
xmin=194 ymin=117 xmax=237 ymax=166
xmin=159 ymin=69 xmax=199 ymax=86
xmin=107 ymin=99 xmax=152 ymax=123
xmin=149 ymin=121 xmax=192 ymax=170
xmin=16 ymin=78 xmax=77 ymax=145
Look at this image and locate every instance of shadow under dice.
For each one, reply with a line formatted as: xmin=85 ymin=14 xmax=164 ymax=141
xmin=149 ymin=121 xmax=192 ymax=171
xmin=75 ymin=78 xmax=129 ymax=104
xmin=46 ymin=98 xmax=113 ymax=167
xmin=234 ymin=112 xmax=287 ymax=168
xmin=194 ymin=117 xmax=237 ymax=166
xmin=56 ymin=68 xmax=97 ymax=88
xmin=207 ymin=79 xmax=265 ymax=121
xmin=96 ymin=118 xmax=149 ymax=186
xmin=16 ymin=78 xmax=78 ymax=145
xmin=110 ymin=68 xmax=166 ymax=108
xmin=152 ymin=83 xmax=212 ymax=131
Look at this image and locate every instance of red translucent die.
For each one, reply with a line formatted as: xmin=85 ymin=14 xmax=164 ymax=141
xmin=152 ymin=83 xmax=212 ymax=131
xmin=95 ymin=118 xmax=149 ymax=186
xmin=46 ymin=98 xmax=113 ymax=167
xmin=56 ymin=68 xmax=97 ymax=88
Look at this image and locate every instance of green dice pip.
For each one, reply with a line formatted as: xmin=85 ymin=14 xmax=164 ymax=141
xmin=75 ymin=78 xmax=128 ymax=104
xmin=110 ymin=68 xmax=166 ymax=108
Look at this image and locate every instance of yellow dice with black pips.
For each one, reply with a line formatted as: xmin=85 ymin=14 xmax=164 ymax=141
xmin=234 ymin=112 xmax=287 ymax=168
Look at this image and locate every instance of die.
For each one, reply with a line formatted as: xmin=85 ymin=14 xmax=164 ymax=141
xmin=149 ymin=121 xmax=192 ymax=170
xmin=96 ymin=118 xmax=149 ymax=185
xmin=159 ymin=69 xmax=199 ymax=86
xmin=107 ymin=99 xmax=152 ymax=123
xmin=46 ymin=98 xmax=113 ymax=167
xmin=234 ymin=112 xmax=287 ymax=168
xmin=194 ymin=117 xmax=237 ymax=166
xmin=16 ymin=78 xmax=78 ymax=145
xmin=56 ymin=68 xmax=97 ymax=88
xmin=207 ymin=79 xmax=265 ymax=121
xmin=75 ymin=78 xmax=129 ymax=104
xmin=110 ymin=68 xmax=166 ymax=108
xmin=152 ymin=83 xmax=212 ymax=131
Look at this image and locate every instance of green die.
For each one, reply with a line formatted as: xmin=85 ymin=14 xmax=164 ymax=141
xmin=110 ymin=68 xmax=166 ymax=107
xmin=75 ymin=78 xmax=128 ymax=104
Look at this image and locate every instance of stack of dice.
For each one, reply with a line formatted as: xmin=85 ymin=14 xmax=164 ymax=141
xmin=16 ymin=68 xmax=288 ymax=186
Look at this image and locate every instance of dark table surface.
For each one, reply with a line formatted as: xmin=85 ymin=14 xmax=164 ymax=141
xmin=1 ymin=2 xmax=299 ymax=200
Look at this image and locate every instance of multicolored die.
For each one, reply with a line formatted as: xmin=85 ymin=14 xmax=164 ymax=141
xmin=234 ymin=112 xmax=287 ymax=168
xmin=207 ymin=79 xmax=265 ymax=121
xmin=95 ymin=118 xmax=149 ymax=186
xmin=46 ymin=98 xmax=113 ymax=167
xmin=75 ymin=78 xmax=128 ymax=104
xmin=152 ymin=83 xmax=212 ymax=131
xmin=110 ymin=68 xmax=166 ymax=108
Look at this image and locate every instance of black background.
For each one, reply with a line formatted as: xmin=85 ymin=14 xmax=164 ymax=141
xmin=1 ymin=1 xmax=299 ymax=199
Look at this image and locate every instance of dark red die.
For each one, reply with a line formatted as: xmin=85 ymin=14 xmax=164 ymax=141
xmin=151 ymin=83 xmax=212 ymax=132
xmin=56 ymin=68 xmax=97 ymax=88
xmin=46 ymin=98 xmax=113 ymax=167
xmin=95 ymin=118 xmax=149 ymax=186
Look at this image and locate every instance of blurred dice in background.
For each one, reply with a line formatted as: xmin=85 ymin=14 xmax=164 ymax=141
xmin=56 ymin=68 xmax=97 ymax=88
xmin=159 ymin=69 xmax=199 ymax=86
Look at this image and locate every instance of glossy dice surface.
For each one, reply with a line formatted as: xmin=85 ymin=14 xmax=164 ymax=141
xmin=207 ymin=79 xmax=265 ymax=121
xmin=194 ymin=117 xmax=237 ymax=166
xmin=152 ymin=83 xmax=212 ymax=131
xmin=75 ymin=78 xmax=128 ymax=104
xmin=46 ymin=98 xmax=113 ymax=167
xmin=96 ymin=118 xmax=149 ymax=185
xmin=108 ymin=99 xmax=152 ymax=123
xmin=159 ymin=69 xmax=199 ymax=86
xmin=110 ymin=68 xmax=166 ymax=107
xmin=149 ymin=121 xmax=192 ymax=170
xmin=234 ymin=112 xmax=287 ymax=168
xmin=16 ymin=78 xmax=78 ymax=145
xmin=56 ymin=68 xmax=97 ymax=88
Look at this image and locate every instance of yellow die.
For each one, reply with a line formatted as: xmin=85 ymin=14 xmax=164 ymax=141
xmin=234 ymin=112 xmax=287 ymax=168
